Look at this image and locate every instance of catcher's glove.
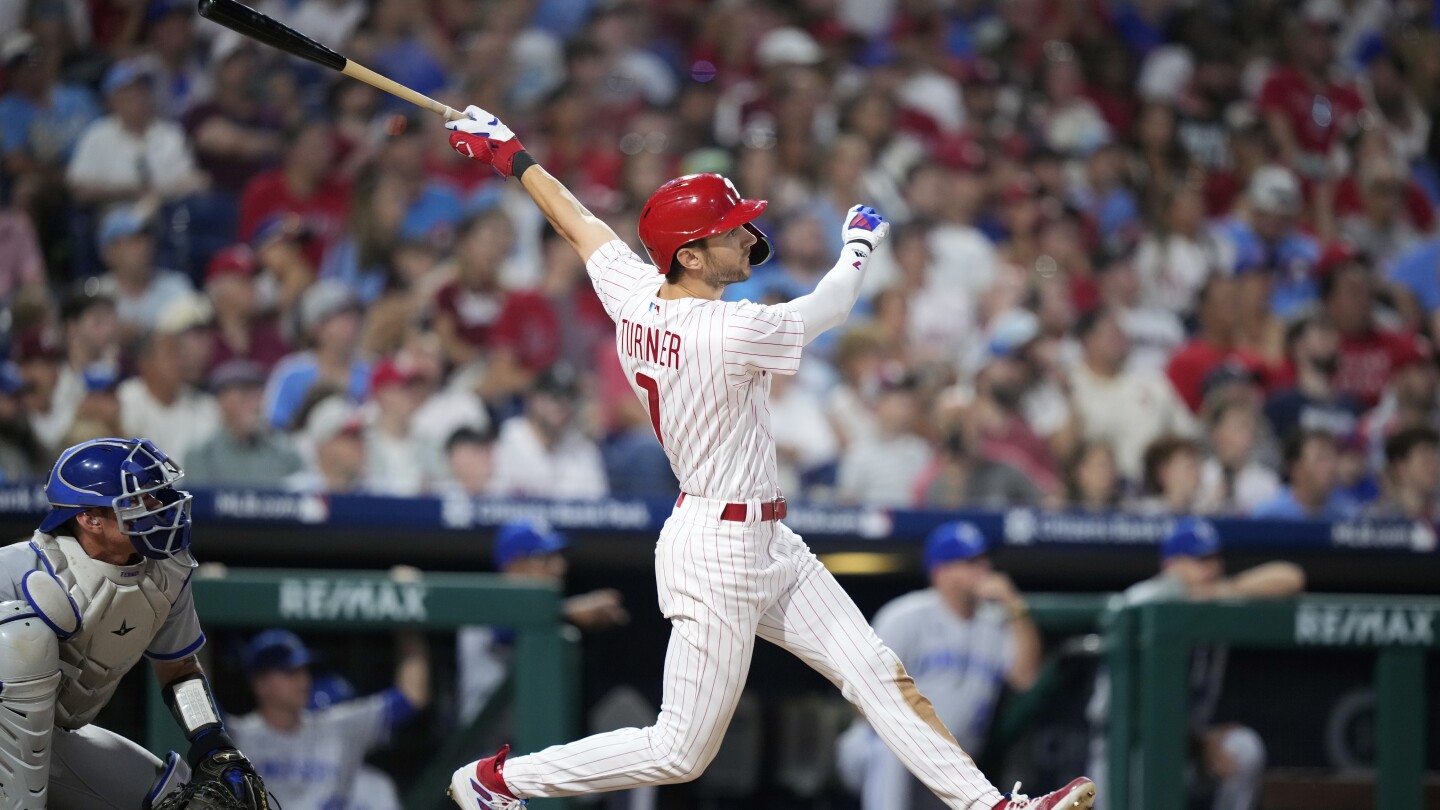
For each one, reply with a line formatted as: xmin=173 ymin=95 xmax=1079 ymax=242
xmin=154 ymin=750 xmax=274 ymax=810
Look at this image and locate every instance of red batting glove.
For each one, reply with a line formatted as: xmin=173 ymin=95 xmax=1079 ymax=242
xmin=446 ymin=105 xmax=526 ymax=180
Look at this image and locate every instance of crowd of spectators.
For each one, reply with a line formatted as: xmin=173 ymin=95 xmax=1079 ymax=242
xmin=3 ymin=0 xmax=1440 ymax=521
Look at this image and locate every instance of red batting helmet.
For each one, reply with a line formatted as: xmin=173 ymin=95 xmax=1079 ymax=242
xmin=637 ymin=174 xmax=773 ymax=274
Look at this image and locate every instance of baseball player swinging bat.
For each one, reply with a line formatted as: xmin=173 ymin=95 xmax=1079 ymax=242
xmin=440 ymin=104 xmax=1098 ymax=810
xmin=196 ymin=0 xmax=463 ymax=121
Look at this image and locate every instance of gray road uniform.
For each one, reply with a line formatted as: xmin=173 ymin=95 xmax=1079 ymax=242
xmin=229 ymin=688 xmax=415 ymax=810
xmin=0 ymin=532 xmax=204 ymax=810
xmin=838 ymin=590 xmax=1017 ymax=810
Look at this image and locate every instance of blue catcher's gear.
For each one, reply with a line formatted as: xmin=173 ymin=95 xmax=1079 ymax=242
xmin=38 ymin=438 xmax=194 ymax=559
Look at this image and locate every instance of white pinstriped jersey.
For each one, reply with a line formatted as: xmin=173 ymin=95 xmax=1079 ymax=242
xmin=587 ymin=240 xmax=804 ymax=501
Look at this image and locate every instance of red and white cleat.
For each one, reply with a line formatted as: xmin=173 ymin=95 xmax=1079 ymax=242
xmin=447 ymin=745 xmax=527 ymax=809
xmin=990 ymin=777 xmax=1097 ymax=810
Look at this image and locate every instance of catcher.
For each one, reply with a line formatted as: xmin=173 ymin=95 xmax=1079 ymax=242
xmin=0 ymin=437 xmax=270 ymax=810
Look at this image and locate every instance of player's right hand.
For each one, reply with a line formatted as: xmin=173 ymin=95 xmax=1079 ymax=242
xmin=842 ymin=205 xmax=890 ymax=255
xmin=564 ymin=588 xmax=630 ymax=630
xmin=975 ymin=571 xmax=1020 ymax=606
xmin=446 ymin=105 xmax=527 ymax=179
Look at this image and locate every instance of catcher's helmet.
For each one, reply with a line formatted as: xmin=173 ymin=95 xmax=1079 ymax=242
xmin=39 ymin=437 xmax=193 ymax=559
xmin=637 ymin=173 xmax=773 ymax=273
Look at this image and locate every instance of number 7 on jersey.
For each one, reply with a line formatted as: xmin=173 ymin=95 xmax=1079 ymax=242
xmin=635 ymin=372 xmax=664 ymax=447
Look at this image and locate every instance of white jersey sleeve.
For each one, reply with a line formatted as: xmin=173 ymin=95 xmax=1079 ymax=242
xmin=586 ymin=240 xmax=659 ymax=322
xmin=722 ymin=301 xmax=805 ymax=381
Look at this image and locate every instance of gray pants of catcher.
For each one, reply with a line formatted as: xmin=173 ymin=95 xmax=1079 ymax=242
xmin=48 ymin=724 xmax=166 ymax=810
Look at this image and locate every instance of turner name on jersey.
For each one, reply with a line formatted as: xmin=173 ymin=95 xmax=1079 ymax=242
xmin=619 ymin=317 xmax=683 ymax=369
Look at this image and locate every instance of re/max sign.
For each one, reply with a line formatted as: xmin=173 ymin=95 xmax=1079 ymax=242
xmin=1294 ymin=605 xmax=1435 ymax=647
xmin=278 ymin=579 xmax=428 ymax=622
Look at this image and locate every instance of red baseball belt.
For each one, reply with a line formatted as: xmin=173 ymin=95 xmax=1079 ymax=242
xmin=676 ymin=492 xmax=787 ymax=522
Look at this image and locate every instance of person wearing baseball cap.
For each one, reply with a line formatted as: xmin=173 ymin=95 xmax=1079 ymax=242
xmin=1319 ymin=243 xmax=1433 ymax=410
xmin=489 ymin=364 xmax=608 ymax=499
xmin=0 ymin=29 xmax=101 ymax=172
xmin=184 ymin=359 xmax=304 ymax=488
xmin=457 ymin=519 xmax=628 ymax=723
xmin=492 ymin=518 xmax=569 ymax=573
xmin=1211 ymin=164 xmax=1322 ymax=320
xmin=283 ymin=394 xmax=368 ymax=494
xmin=838 ymin=521 xmax=1041 ymax=808
xmin=230 ymin=625 xmax=429 ymax=810
xmin=68 ymin=55 xmax=206 ymax=211
xmin=1087 ymin=518 xmax=1305 ymax=810
xmin=243 ymin=628 xmax=316 ymax=677
xmin=966 ymin=308 xmax=1066 ymax=494
xmin=92 ymin=206 xmax=197 ymax=337
xmin=205 ymin=244 xmax=290 ymax=374
xmin=363 ymin=356 xmax=431 ymax=496
xmin=263 ymin=279 xmax=371 ymax=430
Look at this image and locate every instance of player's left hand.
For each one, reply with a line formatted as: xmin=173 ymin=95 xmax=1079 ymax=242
xmin=191 ymin=747 xmax=272 ymax=810
xmin=446 ymin=105 xmax=527 ymax=179
xmin=841 ymin=205 xmax=890 ymax=255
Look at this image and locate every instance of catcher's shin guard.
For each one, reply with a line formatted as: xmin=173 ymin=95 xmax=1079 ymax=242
xmin=0 ymin=601 xmax=62 ymax=810
xmin=144 ymin=752 xmax=191 ymax=810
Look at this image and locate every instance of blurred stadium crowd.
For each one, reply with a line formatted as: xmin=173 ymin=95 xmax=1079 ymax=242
xmin=3 ymin=0 xmax=1440 ymax=517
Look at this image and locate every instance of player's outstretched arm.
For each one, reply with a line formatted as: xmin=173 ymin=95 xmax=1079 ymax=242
xmin=1213 ymin=561 xmax=1307 ymax=599
xmin=447 ymin=105 xmax=618 ymax=262
xmin=790 ymin=206 xmax=890 ymax=344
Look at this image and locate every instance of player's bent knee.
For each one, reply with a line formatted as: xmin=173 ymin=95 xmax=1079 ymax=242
xmin=1222 ymin=725 xmax=1266 ymax=776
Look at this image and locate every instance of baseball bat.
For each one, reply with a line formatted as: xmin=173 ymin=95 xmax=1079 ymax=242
xmin=196 ymin=0 xmax=464 ymax=121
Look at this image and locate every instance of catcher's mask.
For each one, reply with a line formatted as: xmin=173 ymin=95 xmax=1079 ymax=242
xmin=39 ymin=437 xmax=193 ymax=559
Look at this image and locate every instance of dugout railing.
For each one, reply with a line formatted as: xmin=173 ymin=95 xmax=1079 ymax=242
xmin=140 ymin=573 xmax=1440 ymax=809
xmin=1105 ymin=595 xmax=1440 ymax=810
xmin=143 ymin=567 xmax=578 ymax=809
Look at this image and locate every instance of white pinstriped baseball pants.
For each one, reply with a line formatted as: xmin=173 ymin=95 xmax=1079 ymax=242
xmin=503 ymin=495 xmax=1005 ymax=809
